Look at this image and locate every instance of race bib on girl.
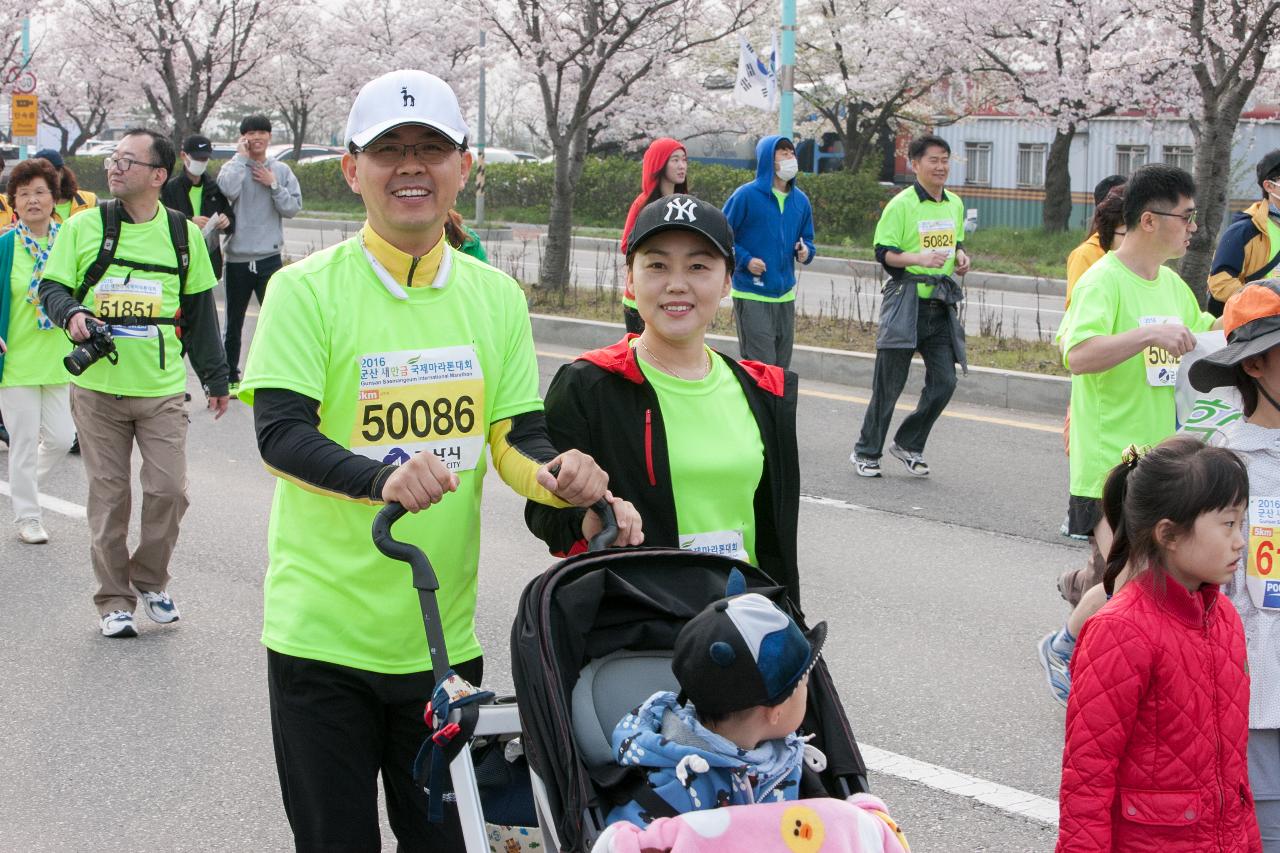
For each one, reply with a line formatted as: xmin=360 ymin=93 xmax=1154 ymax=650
xmin=1247 ymin=496 xmax=1280 ymax=610
xmin=679 ymin=529 xmax=747 ymax=561
xmin=351 ymin=346 xmax=486 ymax=471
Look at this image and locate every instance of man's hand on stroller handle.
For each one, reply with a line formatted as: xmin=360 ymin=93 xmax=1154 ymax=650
xmin=537 ymin=449 xmax=609 ymax=508
xmin=381 ymin=450 xmax=459 ymax=512
xmin=584 ymin=493 xmax=645 ymax=546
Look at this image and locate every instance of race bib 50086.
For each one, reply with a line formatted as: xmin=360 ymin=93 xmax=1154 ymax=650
xmin=350 ymin=346 xmax=486 ymax=472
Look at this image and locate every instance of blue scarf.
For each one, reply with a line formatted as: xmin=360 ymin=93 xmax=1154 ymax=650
xmin=16 ymin=219 xmax=57 ymax=330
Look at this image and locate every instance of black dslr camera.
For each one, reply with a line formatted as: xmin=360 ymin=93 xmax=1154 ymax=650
xmin=64 ymin=316 xmax=118 ymax=376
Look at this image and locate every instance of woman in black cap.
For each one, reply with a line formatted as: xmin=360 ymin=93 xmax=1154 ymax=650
xmin=32 ymin=149 xmax=96 ymax=223
xmin=524 ymin=194 xmax=804 ymax=605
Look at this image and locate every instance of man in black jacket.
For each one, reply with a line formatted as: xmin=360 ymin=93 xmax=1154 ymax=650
xmin=161 ymin=134 xmax=233 ymax=279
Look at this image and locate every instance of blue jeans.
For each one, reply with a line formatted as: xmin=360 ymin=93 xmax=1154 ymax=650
xmin=855 ymin=300 xmax=958 ymax=458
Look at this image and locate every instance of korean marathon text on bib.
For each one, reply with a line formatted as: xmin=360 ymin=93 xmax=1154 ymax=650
xmin=680 ymin=529 xmax=747 ymax=561
xmin=1249 ymin=497 xmax=1280 ymax=610
xmin=351 ymin=346 xmax=486 ymax=471
xmin=916 ymin=219 xmax=956 ymax=258
xmin=1138 ymin=315 xmax=1181 ymax=387
xmin=95 ymin=275 xmax=163 ymax=339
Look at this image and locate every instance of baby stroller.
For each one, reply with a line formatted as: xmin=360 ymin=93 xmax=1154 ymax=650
xmin=510 ymin=545 xmax=871 ymax=852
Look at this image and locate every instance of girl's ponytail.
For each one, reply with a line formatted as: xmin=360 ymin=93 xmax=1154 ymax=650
xmin=1100 ymin=450 xmax=1139 ymax=596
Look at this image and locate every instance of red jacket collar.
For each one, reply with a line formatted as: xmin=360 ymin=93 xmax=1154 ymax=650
xmin=1133 ymin=569 xmax=1219 ymax=627
xmin=577 ymin=335 xmax=787 ymax=397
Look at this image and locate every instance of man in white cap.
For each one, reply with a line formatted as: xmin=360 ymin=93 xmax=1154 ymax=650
xmin=238 ymin=70 xmax=642 ymax=850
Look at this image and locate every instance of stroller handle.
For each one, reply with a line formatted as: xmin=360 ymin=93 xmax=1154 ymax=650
xmin=547 ymin=461 xmax=619 ymax=552
xmin=372 ymin=501 xmax=451 ymax=679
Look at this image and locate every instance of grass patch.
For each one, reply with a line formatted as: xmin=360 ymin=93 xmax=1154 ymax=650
xmin=522 ymin=284 xmax=1067 ymax=377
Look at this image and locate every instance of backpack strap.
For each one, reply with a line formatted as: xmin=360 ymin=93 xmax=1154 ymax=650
xmin=74 ymin=200 xmax=122 ymax=303
xmin=164 ymin=205 xmax=190 ymax=294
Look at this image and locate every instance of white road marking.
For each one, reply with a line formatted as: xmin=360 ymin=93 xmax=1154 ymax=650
xmin=0 ymin=480 xmax=87 ymax=519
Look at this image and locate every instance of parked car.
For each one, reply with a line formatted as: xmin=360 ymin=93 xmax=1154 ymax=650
xmin=480 ymin=146 xmax=540 ymax=164
xmin=297 ymin=153 xmax=343 ymax=166
xmin=268 ymin=143 xmax=345 ymax=162
xmin=78 ymin=139 xmax=117 ymax=156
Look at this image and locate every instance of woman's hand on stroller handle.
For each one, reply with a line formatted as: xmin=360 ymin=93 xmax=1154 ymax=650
xmin=584 ymin=492 xmax=645 ymax=548
xmin=381 ymin=449 xmax=459 ymax=512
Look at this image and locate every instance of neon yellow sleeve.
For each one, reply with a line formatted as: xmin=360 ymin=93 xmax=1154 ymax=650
xmin=488 ymin=418 xmax=572 ymax=508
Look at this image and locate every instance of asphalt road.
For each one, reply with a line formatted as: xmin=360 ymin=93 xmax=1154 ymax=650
xmin=282 ymin=221 xmax=1066 ymax=344
xmin=0 ymin=308 xmax=1076 ymax=851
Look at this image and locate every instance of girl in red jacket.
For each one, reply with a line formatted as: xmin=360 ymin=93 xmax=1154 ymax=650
xmin=1059 ymin=435 xmax=1260 ymax=852
xmin=619 ymin=138 xmax=688 ymax=334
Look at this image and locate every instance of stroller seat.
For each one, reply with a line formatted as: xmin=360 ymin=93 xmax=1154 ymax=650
xmin=571 ymin=650 xmax=680 ymax=771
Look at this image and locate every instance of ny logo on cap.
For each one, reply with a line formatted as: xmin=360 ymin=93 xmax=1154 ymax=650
xmin=665 ymin=198 xmax=698 ymax=222
xmin=401 ymin=87 xmax=415 ymax=108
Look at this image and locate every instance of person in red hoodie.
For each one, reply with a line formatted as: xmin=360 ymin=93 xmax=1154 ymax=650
xmin=619 ymin=138 xmax=689 ymax=334
xmin=1058 ymin=435 xmax=1261 ymax=853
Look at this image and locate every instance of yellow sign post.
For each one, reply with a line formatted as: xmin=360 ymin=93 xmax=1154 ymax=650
xmin=11 ymin=92 xmax=37 ymax=140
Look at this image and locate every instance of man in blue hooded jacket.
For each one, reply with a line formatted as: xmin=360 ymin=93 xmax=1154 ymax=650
xmin=722 ymin=136 xmax=816 ymax=368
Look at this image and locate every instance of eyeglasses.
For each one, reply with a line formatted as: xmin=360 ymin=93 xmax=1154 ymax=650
xmin=104 ymin=156 xmax=165 ymax=173
xmin=1146 ymin=209 xmax=1198 ymax=225
xmin=14 ymin=187 xmax=51 ymax=200
xmin=355 ymin=140 xmax=461 ymax=166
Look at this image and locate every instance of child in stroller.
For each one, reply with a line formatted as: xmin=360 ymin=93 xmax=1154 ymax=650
xmin=606 ymin=581 xmax=827 ymax=826
xmin=595 ymin=574 xmax=910 ymax=852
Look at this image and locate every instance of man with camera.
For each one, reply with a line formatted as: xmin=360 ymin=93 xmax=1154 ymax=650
xmin=39 ymin=128 xmax=230 ymax=639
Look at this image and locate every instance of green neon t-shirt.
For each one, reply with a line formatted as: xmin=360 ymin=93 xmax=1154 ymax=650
xmin=238 ymin=239 xmax=545 ymax=674
xmin=636 ymin=348 xmax=763 ymax=563
xmin=188 ymin=184 xmax=204 ymax=217
xmin=873 ymin=184 xmax=966 ymax=299
xmin=1057 ymin=252 xmax=1214 ymax=498
xmin=773 ymin=188 xmax=787 ymax=213
xmin=2 ymin=234 xmax=71 ymax=386
xmin=54 ymin=201 xmax=71 ymax=222
xmin=41 ymin=205 xmax=218 ymax=397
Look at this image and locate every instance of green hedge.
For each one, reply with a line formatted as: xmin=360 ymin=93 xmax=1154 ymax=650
xmin=64 ymin=154 xmax=890 ymax=241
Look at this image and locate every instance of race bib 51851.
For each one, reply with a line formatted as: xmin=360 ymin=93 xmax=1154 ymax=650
xmin=916 ymin=219 xmax=956 ymax=258
xmin=95 ymin=276 xmax=163 ymax=339
xmin=350 ymin=346 xmax=486 ymax=471
xmin=1138 ymin=315 xmax=1182 ymax=387
xmin=1248 ymin=496 xmax=1280 ymax=610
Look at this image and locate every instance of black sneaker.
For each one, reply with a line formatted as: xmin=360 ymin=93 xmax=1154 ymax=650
xmin=69 ymin=435 xmax=80 ymax=455
xmin=0 ymin=424 xmax=8 ymax=447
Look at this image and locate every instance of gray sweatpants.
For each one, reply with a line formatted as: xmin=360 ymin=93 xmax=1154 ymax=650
xmin=733 ymin=297 xmax=795 ymax=368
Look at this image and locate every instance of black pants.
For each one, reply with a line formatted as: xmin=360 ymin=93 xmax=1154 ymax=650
xmin=224 ymin=254 xmax=281 ymax=382
xmin=855 ymin=300 xmax=958 ymax=458
xmin=268 ymin=649 xmax=485 ymax=853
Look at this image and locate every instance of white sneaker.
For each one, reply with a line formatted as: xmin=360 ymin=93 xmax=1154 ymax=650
xmin=101 ymin=610 xmax=138 ymax=638
xmin=16 ymin=518 xmax=48 ymax=544
xmin=140 ymin=589 xmax=181 ymax=624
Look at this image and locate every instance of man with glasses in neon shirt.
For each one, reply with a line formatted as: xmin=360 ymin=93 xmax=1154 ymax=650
xmin=237 ymin=70 xmax=634 ymax=851
xmin=216 ymin=114 xmax=302 ymax=392
xmin=1036 ymin=163 xmax=1219 ymax=705
xmin=38 ymin=128 xmax=230 ymax=639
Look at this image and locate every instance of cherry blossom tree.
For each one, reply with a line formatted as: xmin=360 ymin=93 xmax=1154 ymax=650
xmin=480 ymin=0 xmax=761 ymax=292
xmin=957 ymin=0 xmax=1138 ymax=232
xmin=794 ymin=0 xmax=951 ymax=176
xmin=31 ymin=21 xmax=117 ymax=154
xmin=1113 ymin=0 xmax=1280 ymax=299
xmin=65 ymin=0 xmax=309 ymax=141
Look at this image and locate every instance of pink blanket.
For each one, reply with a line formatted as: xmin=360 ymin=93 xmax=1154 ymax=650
xmin=592 ymin=794 xmax=911 ymax=853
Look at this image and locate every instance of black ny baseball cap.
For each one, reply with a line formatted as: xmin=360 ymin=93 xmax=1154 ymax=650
xmin=182 ymin=135 xmax=213 ymax=158
xmin=627 ymin=194 xmax=734 ymax=265
xmin=672 ymin=586 xmax=826 ymax=717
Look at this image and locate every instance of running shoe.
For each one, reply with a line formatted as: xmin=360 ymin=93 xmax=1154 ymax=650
xmin=850 ymin=453 xmax=881 ymax=478
xmin=1036 ymin=631 xmax=1071 ymax=707
xmin=140 ymin=590 xmax=181 ymax=624
xmin=101 ymin=610 xmax=138 ymax=638
xmin=888 ymin=442 xmax=930 ymax=477
xmin=16 ymin=518 xmax=48 ymax=544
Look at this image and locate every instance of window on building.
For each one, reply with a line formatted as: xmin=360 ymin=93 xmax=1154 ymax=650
xmin=1016 ymin=143 xmax=1046 ymax=188
xmin=1115 ymin=145 xmax=1149 ymax=176
xmin=964 ymin=142 xmax=991 ymax=186
xmin=1163 ymin=145 xmax=1194 ymax=172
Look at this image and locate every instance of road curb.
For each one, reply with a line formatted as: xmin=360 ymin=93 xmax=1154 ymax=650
xmin=294 ymin=216 xmax=1067 ymax=297
xmin=530 ymin=314 xmax=1070 ymax=416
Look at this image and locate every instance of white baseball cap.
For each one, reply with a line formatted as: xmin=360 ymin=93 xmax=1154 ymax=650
xmin=344 ymin=69 xmax=470 ymax=150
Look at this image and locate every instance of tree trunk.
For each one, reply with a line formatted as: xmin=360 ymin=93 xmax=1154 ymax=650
xmin=1042 ymin=126 xmax=1075 ymax=233
xmin=539 ymin=124 xmax=588 ymax=292
xmin=1181 ymin=114 xmax=1239 ymax=305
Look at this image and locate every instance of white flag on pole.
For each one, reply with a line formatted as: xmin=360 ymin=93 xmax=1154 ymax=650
xmin=734 ymin=36 xmax=777 ymax=111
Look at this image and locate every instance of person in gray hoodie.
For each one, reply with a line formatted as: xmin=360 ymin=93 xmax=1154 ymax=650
xmin=216 ymin=114 xmax=303 ymax=388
